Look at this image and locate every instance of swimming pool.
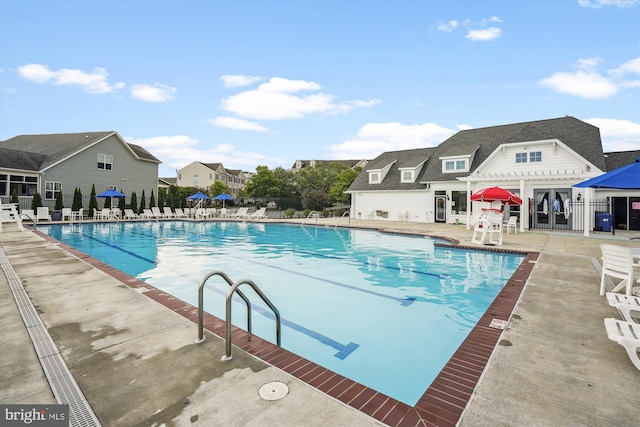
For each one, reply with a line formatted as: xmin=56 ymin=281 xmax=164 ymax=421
xmin=40 ymin=221 xmax=524 ymax=406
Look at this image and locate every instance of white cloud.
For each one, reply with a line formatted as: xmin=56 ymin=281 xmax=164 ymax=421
xmin=220 ymin=77 xmax=364 ymax=120
xmin=456 ymin=124 xmax=474 ymax=130
xmin=348 ymin=99 xmax=382 ymax=108
xmin=127 ymin=135 xmax=285 ymax=174
xmin=583 ymin=118 xmax=640 ymax=151
xmin=481 ymin=16 xmax=503 ymax=25
xmin=437 ymin=20 xmax=459 ymax=32
xmin=220 ymin=74 xmax=262 ymax=88
xmin=208 ymin=116 xmax=269 ymax=131
xmin=17 ymin=63 xmax=124 ymax=94
xmin=327 ymin=122 xmax=455 ymax=159
xmin=539 ymin=57 xmax=640 ymax=99
xmin=578 ymin=0 xmax=638 ymax=8
xmin=130 ymin=83 xmax=177 ymax=102
xmin=540 ymin=70 xmax=618 ymax=98
xmin=465 ymin=27 xmax=502 ymax=41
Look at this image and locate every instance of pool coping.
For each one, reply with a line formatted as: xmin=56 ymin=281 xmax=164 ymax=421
xmin=32 ymin=223 xmax=538 ymax=427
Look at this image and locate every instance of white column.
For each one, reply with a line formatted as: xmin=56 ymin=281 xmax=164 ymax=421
xmin=466 ymin=180 xmax=472 ymax=229
xmin=520 ymin=179 xmax=525 ymax=232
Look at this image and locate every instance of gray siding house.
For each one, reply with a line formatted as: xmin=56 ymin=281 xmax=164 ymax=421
xmin=0 ymin=131 xmax=161 ymax=209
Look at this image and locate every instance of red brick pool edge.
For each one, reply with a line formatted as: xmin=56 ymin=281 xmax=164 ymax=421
xmin=34 ymin=228 xmax=537 ymax=427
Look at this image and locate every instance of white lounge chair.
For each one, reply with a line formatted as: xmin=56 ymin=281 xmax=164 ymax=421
xmin=174 ymin=208 xmax=186 ymax=218
xmin=232 ymin=207 xmax=249 ymax=218
xmin=141 ymin=209 xmax=155 ymax=219
xmin=218 ymin=208 xmax=228 ymax=218
xmin=124 ymin=209 xmax=139 ymax=220
xmin=607 ymin=292 xmax=640 ymax=324
xmin=36 ymin=207 xmax=52 ymax=222
xmin=604 ymin=318 xmax=640 ymax=370
xmin=20 ymin=209 xmax=36 ymax=222
xmin=151 ymin=206 xmax=165 ymax=219
xmin=600 ymin=244 xmax=640 ymax=296
xmin=249 ymin=207 xmax=268 ymax=219
xmin=163 ymin=207 xmax=174 ymax=218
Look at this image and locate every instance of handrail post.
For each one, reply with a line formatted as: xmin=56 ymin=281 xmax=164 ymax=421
xmin=222 ymin=279 xmax=281 ymax=362
xmin=195 ymin=270 xmax=252 ymax=344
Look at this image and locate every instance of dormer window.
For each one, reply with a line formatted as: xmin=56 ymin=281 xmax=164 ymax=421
xmin=399 ymin=159 xmax=427 ymax=183
xmin=441 ymin=157 xmax=468 ymax=173
xmin=367 ymin=160 xmax=396 ymax=185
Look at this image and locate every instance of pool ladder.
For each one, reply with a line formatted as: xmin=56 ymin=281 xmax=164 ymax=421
xmin=195 ymin=270 xmax=281 ymax=361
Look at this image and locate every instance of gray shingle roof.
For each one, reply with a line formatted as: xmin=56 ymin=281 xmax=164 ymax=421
xmin=348 ymin=116 xmax=606 ymax=192
xmin=347 ymin=147 xmax=434 ymax=191
xmin=604 ymin=150 xmax=640 ymax=171
xmin=0 ymin=131 xmax=160 ymax=171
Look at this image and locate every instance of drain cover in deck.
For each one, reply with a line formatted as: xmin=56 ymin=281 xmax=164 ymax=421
xmin=259 ymin=381 xmax=289 ymax=400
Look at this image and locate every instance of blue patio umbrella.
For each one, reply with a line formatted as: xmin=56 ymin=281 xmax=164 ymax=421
xmin=187 ymin=191 xmax=211 ymax=200
xmin=97 ymin=188 xmax=126 ymax=208
xmin=574 ymin=158 xmax=640 ymax=190
xmin=213 ymin=192 xmax=234 ymax=207
xmin=188 ymin=191 xmax=211 ymax=210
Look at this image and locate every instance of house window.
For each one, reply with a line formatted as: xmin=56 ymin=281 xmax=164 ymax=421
xmin=516 ymin=153 xmax=527 ymax=163
xmin=97 ymin=154 xmax=113 ymax=170
xmin=456 ymin=160 xmax=465 ymax=169
xmin=451 ymin=191 xmax=468 ymax=215
xmin=369 ymin=172 xmax=380 ymax=184
xmin=445 ymin=161 xmax=455 ymax=171
xmin=178 ymin=173 xmax=182 ymax=180
xmin=193 ymin=175 xmax=199 ymax=184
xmin=209 ymin=173 xmax=213 ymax=180
xmin=401 ymin=170 xmax=414 ymax=183
xmin=530 ymin=151 xmax=542 ymax=162
xmin=45 ymin=181 xmax=62 ymax=200
xmin=443 ymin=159 xmax=467 ymax=173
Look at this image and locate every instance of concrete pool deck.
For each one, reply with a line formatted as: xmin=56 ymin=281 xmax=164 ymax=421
xmin=1 ymin=218 xmax=638 ymax=426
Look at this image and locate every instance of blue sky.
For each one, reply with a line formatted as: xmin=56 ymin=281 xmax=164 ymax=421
xmin=1 ymin=0 xmax=639 ymax=178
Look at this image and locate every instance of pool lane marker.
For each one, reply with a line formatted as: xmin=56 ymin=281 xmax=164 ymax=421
xmin=204 ymin=284 xmax=359 ymax=360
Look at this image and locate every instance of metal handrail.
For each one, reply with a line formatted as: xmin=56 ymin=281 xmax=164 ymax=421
xmin=222 ymin=279 xmax=281 ymax=361
xmin=333 ymin=210 xmax=350 ymax=229
xmin=299 ymin=210 xmax=320 ymax=227
xmin=195 ymin=270 xmax=252 ymax=344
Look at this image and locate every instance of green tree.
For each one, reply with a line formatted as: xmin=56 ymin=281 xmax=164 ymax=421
xmin=210 ymin=180 xmax=229 ymax=197
xmin=118 ymin=193 xmax=126 ymax=210
xmin=31 ymin=192 xmax=43 ymax=210
xmin=295 ymin=164 xmax=345 ymax=210
xmin=329 ymin=167 xmax=361 ymax=204
xmin=243 ymin=166 xmax=282 ymax=198
xmin=139 ymin=189 xmax=146 ymax=214
xmin=10 ymin=190 xmax=19 ymax=211
xmin=150 ymin=189 xmax=155 ymax=208
xmin=130 ymin=191 xmax=138 ymax=213
xmin=55 ymin=191 xmax=64 ymax=210
xmin=89 ymin=184 xmax=98 ymax=216
xmin=72 ymin=187 xmax=83 ymax=211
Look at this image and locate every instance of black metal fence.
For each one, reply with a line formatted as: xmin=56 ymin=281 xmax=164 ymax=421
xmin=528 ymin=198 xmax=615 ymax=235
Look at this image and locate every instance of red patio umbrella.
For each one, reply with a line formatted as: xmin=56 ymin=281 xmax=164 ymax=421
xmin=470 ymin=186 xmax=523 ymax=205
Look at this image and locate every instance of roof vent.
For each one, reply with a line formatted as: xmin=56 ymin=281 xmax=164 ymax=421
xmin=85 ymin=135 xmax=88 ymax=139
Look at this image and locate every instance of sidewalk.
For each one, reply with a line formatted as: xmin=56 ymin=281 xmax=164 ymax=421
xmin=1 ymin=220 xmax=638 ymax=426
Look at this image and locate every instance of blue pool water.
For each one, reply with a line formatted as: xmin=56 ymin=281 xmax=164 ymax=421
xmin=40 ymin=221 xmax=524 ymax=405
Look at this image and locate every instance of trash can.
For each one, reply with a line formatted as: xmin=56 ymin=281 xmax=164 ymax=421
xmin=595 ymin=211 xmax=612 ymax=232
xmin=52 ymin=210 xmax=62 ymax=221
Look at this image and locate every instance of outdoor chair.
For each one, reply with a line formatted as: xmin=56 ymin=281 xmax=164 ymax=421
xmin=36 ymin=207 xmax=52 ymax=222
xmin=604 ymin=318 xmax=640 ymax=371
xmin=71 ymin=208 xmax=84 ymax=222
xmin=505 ymin=216 xmax=518 ymax=234
xmin=62 ymin=208 xmax=73 ymax=221
xmin=606 ymin=292 xmax=640 ymax=324
xmin=163 ymin=207 xmax=174 ymax=218
xmin=600 ymin=244 xmax=640 ymax=297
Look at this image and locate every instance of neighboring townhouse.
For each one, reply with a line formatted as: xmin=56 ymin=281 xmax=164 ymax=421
xmin=0 ymin=131 xmax=161 ymax=209
xmin=291 ymin=159 xmax=369 ymax=172
xmin=346 ymin=116 xmax=640 ymax=232
xmin=176 ymin=162 xmax=251 ymax=197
